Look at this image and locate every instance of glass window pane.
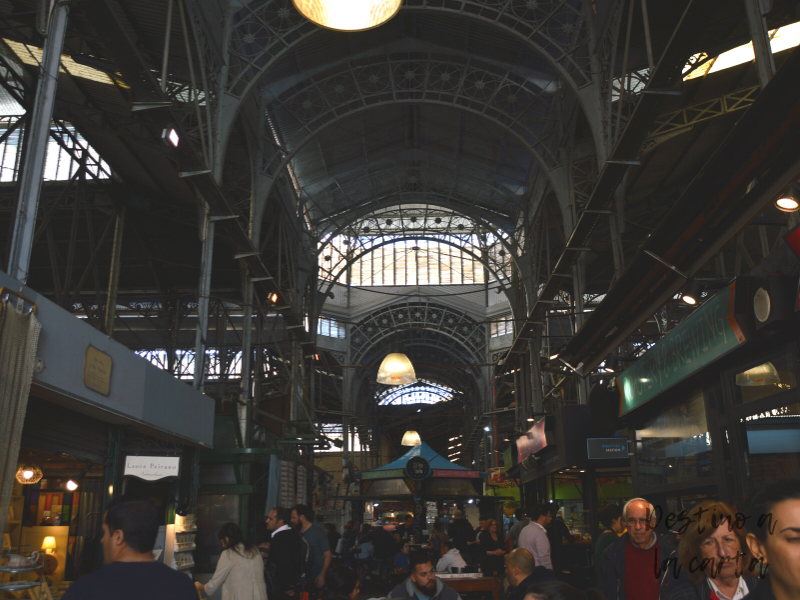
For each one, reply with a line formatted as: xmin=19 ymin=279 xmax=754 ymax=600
xmin=739 ymin=402 xmax=800 ymax=487
xmin=734 ymin=354 xmax=796 ymax=405
xmin=635 ymin=389 xmax=713 ymax=487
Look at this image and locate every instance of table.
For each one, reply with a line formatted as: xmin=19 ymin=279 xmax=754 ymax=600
xmin=439 ymin=576 xmax=500 ymax=600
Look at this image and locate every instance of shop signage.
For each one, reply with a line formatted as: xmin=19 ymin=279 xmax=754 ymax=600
xmin=433 ymin=469 xmax=479 ymax=478
xmin=83 ymin=345 xmax=112 ymax=396
xmin=617 ymin=283 xmax=746 ymax=416
xmin=587 ymin=438 xmax=629 ymax=459
xmin=362 ymin=469 xmax=404 ymax=480
xmin=405 ymin=456 xmax=430 ymax=480
xmin=123 ymin=456 xmax=181 ymax=481
xmin=517 ymin=418 xmax=547 ymax=462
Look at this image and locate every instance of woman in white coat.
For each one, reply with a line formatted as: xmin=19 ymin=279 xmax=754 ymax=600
xmin=196 ymin=523 xmax=268 ymax=600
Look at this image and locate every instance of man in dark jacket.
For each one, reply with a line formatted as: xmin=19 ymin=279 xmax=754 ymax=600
xmin=389 ymin=553 xmax=462 ymax=600
xmin=596 ymin=498 xmax=674 ymax=600
xmin=504 ymin=548 xmax=552 ymax=600
xmin=266 ymin=506 xmax=304 ymax=600
xmin=447 ymin=510 xmax=475 ymax=559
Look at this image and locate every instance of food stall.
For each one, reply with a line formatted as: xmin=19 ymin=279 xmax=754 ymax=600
xmin=356 ymin=442 xmax=487 ymax=537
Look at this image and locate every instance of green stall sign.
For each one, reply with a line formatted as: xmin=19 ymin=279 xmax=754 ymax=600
xmin=617 ymin=283 xmax=746 ymax=416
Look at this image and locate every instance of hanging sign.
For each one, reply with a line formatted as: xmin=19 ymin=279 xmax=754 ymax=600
xmin=517 ymin=418 xmax=547 ymax=462
xmin=587 ymin=438 xmax=629 ymax=459
xmin=433 ymin=469 xmax=480 ymax=478
xmin=124 ymin=456 xmax=181 ymax=481
xmin=617 ymin=283 xmax=746 ymax=416
xmin=362 ymin=469 xmax=405 ymax=480
xmin=405 ymin=456 xmax=430 ymax=480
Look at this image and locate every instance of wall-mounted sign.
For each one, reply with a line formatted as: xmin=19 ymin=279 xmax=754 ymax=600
xmin=517 ymin=418 xmax=547 ymax=462
xmin=587 ymin=438 xmax=629 ymax=460
xmin=617 ymin=283 xmax=746 ymax=416
xmin=84 ymin=345 xmax=112 ymax=396
xmin=124 ymin=456 xmax=181 ymax=481
xmin=405 ymin=456 xmax=430 ymax=480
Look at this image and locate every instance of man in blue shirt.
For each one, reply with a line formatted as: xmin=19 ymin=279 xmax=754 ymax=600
xmin=292 ymin=504 xmax=331 ymax=589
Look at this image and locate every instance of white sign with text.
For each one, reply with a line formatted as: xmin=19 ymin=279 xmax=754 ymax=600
xmin=124 ymin=456 xmax=181 ymax=481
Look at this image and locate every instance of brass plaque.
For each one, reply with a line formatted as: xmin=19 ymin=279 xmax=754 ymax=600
xmin=84 ymin=345 xmax=112 ymax=396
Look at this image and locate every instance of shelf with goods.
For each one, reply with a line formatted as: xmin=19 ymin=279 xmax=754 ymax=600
xmin=4 ymin=480 xmax=25 ymax=553
xmin=164 ymin=514 xmax=196 ymax=573
xmin=0 ymin=554 xmax=45 ymax=594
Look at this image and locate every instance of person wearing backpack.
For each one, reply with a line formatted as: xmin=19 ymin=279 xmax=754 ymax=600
xmin=293 ymin=504 xmax=332 ymax=591
xmin=267 ymin=506 xmax=304 ymax=600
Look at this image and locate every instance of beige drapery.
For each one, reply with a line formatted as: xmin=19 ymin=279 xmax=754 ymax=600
xmin=0 ymin=298 xmax=42 ymax=535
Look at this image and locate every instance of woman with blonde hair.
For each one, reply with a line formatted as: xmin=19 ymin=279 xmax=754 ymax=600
xmin=660 ymin=500 xmax=761 ymax=600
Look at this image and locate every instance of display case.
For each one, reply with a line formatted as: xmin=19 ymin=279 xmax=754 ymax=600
xmin=164 ymin=514 xmax=196 ymax=573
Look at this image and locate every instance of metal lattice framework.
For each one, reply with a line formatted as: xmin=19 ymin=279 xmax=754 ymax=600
xmin=350 ymin=301 xmax=486 ymax=367
xmin=262 ymin=54 xmax=570 ymax=209
xmin=220 ymin=0 xmax=596 ymax=152
xmin=304 ymin=159 xmax=529 ymax=235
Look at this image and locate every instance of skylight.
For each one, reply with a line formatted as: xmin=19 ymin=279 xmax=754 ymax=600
xmin=684 ymin=20 xmax=800 ymax=81
xmin=378 ymin=380 xmax=455 ymax=406
xmin=4 ymin=39 xmax=128 ymax=87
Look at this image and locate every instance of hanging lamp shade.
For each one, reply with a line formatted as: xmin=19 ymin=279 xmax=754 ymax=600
xmin=16 ymin=463 xmax=43 ymax=484
xmin=377 ymin=342 xmax=416 ymax=385
xmin=735 ymin=362 xmax=780 ymax=387
xmin=401 ymin=430 xmax=422 ymax=446
xmin=292 ymin=0 xmax=401 ymax=32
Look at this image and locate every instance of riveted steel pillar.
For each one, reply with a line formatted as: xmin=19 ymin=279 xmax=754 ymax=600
xmin=7 ymin=4 xmax=69 ymax=282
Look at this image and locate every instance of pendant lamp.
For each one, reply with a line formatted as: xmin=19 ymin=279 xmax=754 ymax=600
xmin=401 ymin=430 xmax=422 ymax=446
xmin=377 ymin=342 xmax=416 ymax=386
xmin=16 ymin=463 xmax=43 ymax=484
xmin=292 ymin=0 xmax=401 ymax=32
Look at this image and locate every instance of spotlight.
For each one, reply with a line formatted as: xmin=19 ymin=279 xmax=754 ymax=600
xmin=602 ymin=354 xmax=618 ymax=373
xmin=66 ymin=480 xmax=79 ymax=491
xmin=526 ymin=417 xmax=534 ymax=422
xmin=483 ymin=426 xmax=490 ymax=432
xmin=682 ymin=280 xmax=704 ymax=305
xmin=161 ymin=128 xmax=179 ymax=148
xmin=467 ymin=499 xmax=474 ymax=504
xmin=776 ymin=185 xmax=800 ymax=212
xmin=549 ymin=353 xmax=559 ymax=360
xmin=270 ymin=293 xmax=279 ymax=304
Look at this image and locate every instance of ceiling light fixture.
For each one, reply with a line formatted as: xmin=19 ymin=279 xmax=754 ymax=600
xmin=682 ymin=279 xmax=704 ymax=306
xmin=377 ymin=341 xmax=416 ymax=385
xmin=16 ymin=463 xmax=43 ymax=484
xmin=401 ymin=430 xmax=421 ymax=446
xmin=292 ymin=0 xmax=401 ymax=32
xmin=602 ymin=354 xmax=618 ymax=373
xmin=776 ymin=185 xmax=800 ymax=212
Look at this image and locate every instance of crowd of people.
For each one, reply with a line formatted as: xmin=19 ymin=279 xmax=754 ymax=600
xmin=55 ymin=479 xmax=800 ymax=600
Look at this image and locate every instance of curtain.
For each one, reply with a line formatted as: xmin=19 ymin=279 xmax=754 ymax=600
xmin=0 ymin=298 xmax=42 ymax=534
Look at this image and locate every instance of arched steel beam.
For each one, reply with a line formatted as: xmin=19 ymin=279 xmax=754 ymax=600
xmin=316 ymin=201 xmax=519 ymax=262
xmin=261 ymin=101 xmax=566 ymax=222
xmin=218 ymin=0 xmax=600 ymax=175
xmin=319 ymin=235 xmax=519 ymax=312
xmin=350 ymin=300 xmax=485 ymax=352
xmin=301 ymin=152 xmax=527 ymax=232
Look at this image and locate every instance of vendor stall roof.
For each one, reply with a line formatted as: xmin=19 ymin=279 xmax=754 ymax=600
xmin=374 ymin=441 xmax=470 ymax=472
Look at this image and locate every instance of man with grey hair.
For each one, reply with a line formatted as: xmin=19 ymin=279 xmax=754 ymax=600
xmin=596 ymin=497 xmax=673 ymax=600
